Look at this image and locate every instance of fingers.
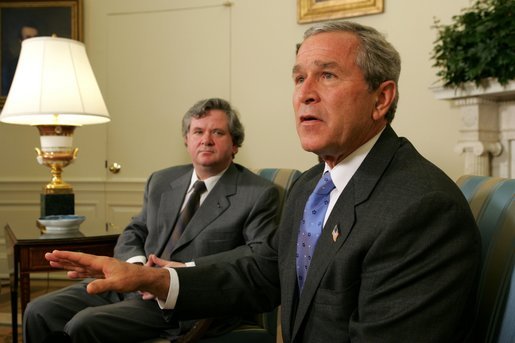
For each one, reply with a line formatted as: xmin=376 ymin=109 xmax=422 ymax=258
xmin=146 ymin=254 xmax=157 ymax=267
xmin=86 ymin=278 xmax=112 ymax=294
xmin=149 ymin=255 xmax=168 ymax=267
xmin=149 ymin=255 xmax=186 ymax=268
xmin=46 ymin=250 xmax=110 ymax=280
xmin=140 ymin=291 xmax=156 ymax=300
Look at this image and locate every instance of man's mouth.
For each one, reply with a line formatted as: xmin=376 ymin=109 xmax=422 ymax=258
xmin=300 ymin=115 xmax=320 ymax=123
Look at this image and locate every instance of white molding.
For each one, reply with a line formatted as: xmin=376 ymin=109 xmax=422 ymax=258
xmin=431 ymin=79 xmax=515 ymax=101
xmin=432 ymin=79 xmax=515 ymax=177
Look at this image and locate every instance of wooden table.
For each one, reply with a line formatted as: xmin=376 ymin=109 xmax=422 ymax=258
xmin=3 ymin=224 xmax=119 ymax=342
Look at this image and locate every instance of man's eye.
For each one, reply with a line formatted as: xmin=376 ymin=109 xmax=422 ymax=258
xmin=322 ymin=72 xmax=335 ymax=79
xmin=294 ymin=76 xmax=305 ymax=84
xmin=213 ymin=130 xmax=224 ymax=136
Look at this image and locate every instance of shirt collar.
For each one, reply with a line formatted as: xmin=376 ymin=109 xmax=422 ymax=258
xmin=324 ymin=128 xmax=384 ymax=192
xmin=189 ymin=166 xmax=229 ymax=193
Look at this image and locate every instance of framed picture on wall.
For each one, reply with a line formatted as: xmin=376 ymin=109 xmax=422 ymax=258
xmin=297 ymin=0 xmax=384 ymax=24
xmin=0 ymin=0 xmax=83 ymax=108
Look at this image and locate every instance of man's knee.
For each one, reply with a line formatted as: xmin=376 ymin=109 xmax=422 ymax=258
xmin=24 ymin=296 xmax=49 ymax=322
xmin=64 ymin=307 xmax=102 ymax=338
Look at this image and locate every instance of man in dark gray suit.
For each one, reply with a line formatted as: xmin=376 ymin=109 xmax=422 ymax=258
xmin=24 ymin=98 xmax=279 ymax=342
xmin=46 ymin=22 xmax=482 ymax=342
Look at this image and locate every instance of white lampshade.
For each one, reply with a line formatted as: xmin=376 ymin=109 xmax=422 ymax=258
xmin=0 ymin=36 xmax=110 ymax=126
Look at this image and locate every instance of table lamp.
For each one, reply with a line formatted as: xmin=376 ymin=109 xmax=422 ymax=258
xmin=0 ymin=36 xmax=110 ymax=216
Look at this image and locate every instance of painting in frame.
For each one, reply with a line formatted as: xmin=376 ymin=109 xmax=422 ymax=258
xmin=297 ymin=0 xmax=384 ymax=24
xmin=0 ymin=0 xmax=83 ymax=108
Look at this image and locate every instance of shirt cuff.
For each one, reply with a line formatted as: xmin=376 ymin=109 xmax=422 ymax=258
xmin=157 ymin=267 xmax=179 ymax=310
xmin=126 ymin=255 xmax=147 ymax=264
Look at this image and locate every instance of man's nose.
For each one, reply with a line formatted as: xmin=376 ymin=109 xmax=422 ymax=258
xmin=201 ymin=133 xmax=214 ymax=145
xmin=296 ymin=78 xmax=320 ymax=105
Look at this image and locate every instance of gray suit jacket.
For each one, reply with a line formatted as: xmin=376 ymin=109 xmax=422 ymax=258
xmin=175 ymin=126 xmax=481 ymax=343
xmin=114 ymin=163 xmax=280 ymax=266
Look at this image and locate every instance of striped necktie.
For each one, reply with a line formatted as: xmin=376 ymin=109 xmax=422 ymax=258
xmin=162 ymin=180 xmax=206 ymax=259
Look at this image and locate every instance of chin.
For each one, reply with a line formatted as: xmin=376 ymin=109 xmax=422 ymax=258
xmin=300 ymin=140 xmax=323 ymax=154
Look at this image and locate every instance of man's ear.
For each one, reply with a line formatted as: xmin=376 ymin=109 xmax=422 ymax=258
xmin=372 ymin=80 xmax=396 ymax=121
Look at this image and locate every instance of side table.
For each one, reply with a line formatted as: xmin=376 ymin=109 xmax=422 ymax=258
xmin=3 ymin=224 xmax=119 ymax=342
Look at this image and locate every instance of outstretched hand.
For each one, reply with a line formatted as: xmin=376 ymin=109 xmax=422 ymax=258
xmin=45 ymin=250 xmax=170 ymax=299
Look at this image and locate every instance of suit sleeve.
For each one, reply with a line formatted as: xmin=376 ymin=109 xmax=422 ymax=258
xmin=174 ymin=229 xmax=281 ymax=319
xmin=350 ymin=190 xmax=481 ymax=342
xmin=113 ymin=174 xmax=152 ymax=261
xmin=193 ymin=184 xmax=280 ymax=265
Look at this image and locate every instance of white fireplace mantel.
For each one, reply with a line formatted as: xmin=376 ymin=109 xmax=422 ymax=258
xmin=432 ymin=80 xmax=515 ymax=177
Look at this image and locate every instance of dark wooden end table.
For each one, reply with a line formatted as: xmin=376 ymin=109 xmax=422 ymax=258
xmin=3 ymin=224 xmax=119 ymax=342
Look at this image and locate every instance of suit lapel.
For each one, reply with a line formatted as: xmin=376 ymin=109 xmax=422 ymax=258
xmin=156 ymin=171 xmax=192 ymax=255
xmin=281 ymin=173 xmax=318 ymax=340
xmin=289 ymin=126 xmax=402 ymax=341
xmin=172 ymin=164 xmax=238 ymax=252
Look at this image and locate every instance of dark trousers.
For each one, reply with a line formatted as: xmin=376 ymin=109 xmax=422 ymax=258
xmin=23 ymin=279 xmax=179 ymax=343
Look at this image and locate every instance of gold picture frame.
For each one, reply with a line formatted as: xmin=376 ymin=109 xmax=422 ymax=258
xmin=0 ymin=0 xmax=83 ymax=108
xmin=297 ymin=0 xmax=384 ymax=24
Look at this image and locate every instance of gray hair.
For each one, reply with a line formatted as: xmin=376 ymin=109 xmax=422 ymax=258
xmin=182 ymin=98 xmax=245 ymax=147
xmin=302 ymin=21 xmax=401 ymax=123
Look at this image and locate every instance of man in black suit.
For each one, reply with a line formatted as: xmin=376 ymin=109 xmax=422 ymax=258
xmin=24 ymin=98 xmax=279 ymax=342
xmin=46 ymin=22 xmax=481 ymax=342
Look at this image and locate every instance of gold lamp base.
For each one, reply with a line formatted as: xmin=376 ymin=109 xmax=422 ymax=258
xmin=35 ymin=125 xmax=78 ymax=194
xmin=35 ymin=125 xmax=78 ymax=216
xmin=35 ymin=147 xmax=78 ymax=194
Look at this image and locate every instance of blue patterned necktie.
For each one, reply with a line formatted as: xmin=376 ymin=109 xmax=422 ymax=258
xmin=296 ymin=172 xmax=335 ymax=291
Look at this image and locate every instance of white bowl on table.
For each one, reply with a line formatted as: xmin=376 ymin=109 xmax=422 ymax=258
xmin=37 ymin=215 xmax=86 ymax=234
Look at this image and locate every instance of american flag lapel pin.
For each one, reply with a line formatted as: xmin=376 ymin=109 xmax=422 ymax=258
xmin=332 ymin=225 xmax=340 ymax=242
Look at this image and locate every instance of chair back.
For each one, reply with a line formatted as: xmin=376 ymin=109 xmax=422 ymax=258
xmin=248 ymin=168 xmax=301 ymax=340
xmin=456 ymin=175 xmax=515 ymax=343
xmin=252 ymin=168 xmax=302 ymax=218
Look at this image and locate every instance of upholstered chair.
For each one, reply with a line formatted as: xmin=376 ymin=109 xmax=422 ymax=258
xmin=456 ymin=175 xmax=515 ymax=343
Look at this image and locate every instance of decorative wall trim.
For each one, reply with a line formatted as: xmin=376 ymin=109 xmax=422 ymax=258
xmin=432 ymin=80 xmax=515 ymax=177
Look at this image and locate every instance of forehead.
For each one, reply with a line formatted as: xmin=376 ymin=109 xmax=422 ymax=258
xmin=189 ymin=109 xmax=229 ymax=128
xmin=295 ymin=31 xmax=360 ymax=69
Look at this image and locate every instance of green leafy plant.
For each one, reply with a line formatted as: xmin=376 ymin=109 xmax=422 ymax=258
xmin=432 ymin=0 xmax=515 ymax=88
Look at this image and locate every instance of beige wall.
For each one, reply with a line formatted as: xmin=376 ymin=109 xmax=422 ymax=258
xmin=0 ymin=0 xmax=473 ymax=181
xmin=88 ymin=0 xmax=472 ymax=181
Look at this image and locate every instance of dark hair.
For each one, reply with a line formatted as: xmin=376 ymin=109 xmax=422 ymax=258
xmin=301 ymin=21 xmax=401 ymax=123
xmin=182 ymin=98 xmax=245 ymax=147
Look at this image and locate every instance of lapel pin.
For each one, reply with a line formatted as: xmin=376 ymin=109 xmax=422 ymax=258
xmin=332 ymin=225 xmax=340 ymax=242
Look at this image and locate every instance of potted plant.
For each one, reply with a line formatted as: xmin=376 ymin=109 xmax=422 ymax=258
xmin=431 ymin=0 xmax=515 ymax=88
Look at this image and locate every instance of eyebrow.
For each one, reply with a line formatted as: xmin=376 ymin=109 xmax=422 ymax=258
xmin=292 ymin=60 xmax=339 ymax=74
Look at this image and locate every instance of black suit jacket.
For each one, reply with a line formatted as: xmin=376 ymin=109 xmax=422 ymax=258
xmin=176 ymin=126 xmax=481 ymax=342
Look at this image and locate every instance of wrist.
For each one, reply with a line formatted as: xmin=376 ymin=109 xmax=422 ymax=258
xmin=141 ymin=267 xmax=170 ymax=299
